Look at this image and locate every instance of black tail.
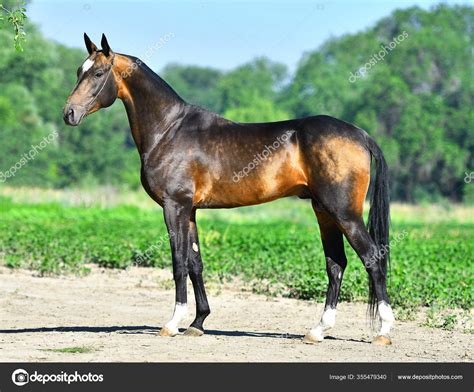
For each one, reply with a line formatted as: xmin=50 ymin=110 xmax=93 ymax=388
xmin=366 ymin=136 xmax=390 ymax=324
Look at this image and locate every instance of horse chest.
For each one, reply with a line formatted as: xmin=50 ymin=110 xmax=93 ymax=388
xmin=140 ymin=160 xmax=195 ymax=206
xmin=140 ymin=165 xmax=167 ymax=206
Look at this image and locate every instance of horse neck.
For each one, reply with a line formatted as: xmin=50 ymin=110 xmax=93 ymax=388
xmin=114 ymin=55 xmax=185 ymax=155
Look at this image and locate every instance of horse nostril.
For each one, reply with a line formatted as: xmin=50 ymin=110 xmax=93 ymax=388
xmin=63 ymin=106 xmax=77 ymax=125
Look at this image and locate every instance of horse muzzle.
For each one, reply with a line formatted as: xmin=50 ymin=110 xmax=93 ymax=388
xmin=63 ymin=104 xmax=87 ymax=126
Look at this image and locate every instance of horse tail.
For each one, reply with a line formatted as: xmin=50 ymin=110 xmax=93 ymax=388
xmin=365 ymin=135 xmax=390 ymax=323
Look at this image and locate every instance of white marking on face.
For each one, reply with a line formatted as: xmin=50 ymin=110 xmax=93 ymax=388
xmin=192 ymin=242 xmax=199 ymax=252
xmin=82 ymin=58 xmax=94 ymax=73
xmin=337 ymin=271 xmax=342 ymax=279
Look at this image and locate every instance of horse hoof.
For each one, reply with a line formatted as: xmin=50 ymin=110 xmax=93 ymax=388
xmin=183 ymin=327 xmax=204 ymax=337
xmin=302 ymin=332 xmax=323 ymax=344
xmin=159 ymin=326 xmax=178 ymax=337
xmin=373 ymin=335 xmax=392 ymax=346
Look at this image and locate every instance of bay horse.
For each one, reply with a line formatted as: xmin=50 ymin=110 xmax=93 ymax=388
xmin=64 ymin=34 xmax=394 ymax=345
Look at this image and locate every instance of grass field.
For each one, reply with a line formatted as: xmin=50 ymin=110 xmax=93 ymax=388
xmin=0 ymin=188 xmax=472 ymax=321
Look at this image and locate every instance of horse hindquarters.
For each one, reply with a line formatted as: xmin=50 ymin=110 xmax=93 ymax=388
xmin=299 ymin=122 xmax=394 ymax=344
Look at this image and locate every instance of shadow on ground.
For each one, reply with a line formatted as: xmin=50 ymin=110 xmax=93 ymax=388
xmin=0 ymin=325 xmax=370 ymax=343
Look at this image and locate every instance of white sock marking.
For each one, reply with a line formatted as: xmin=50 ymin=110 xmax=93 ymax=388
xmin=164 ymin=302 xmax=188 ymax=334
xmin=378 ymin=302 xmax=394 ymax=336
xmin=307 ymin=307 xmax=337 ymax=341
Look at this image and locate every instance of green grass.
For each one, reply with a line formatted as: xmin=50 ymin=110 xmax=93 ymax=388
xmin=41 ymin=346 xmax=94 ymax=354
xmin=0 ymin=195 xmax=472 ymax=311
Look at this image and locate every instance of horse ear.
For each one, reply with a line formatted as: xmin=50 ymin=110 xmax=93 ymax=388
xmin=101 ymin=33 xmax=112 ymax=57
xmin=84 ymin=33 xmax=98 ymax=55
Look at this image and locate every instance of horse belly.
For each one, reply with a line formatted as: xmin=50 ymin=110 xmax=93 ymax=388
xmin=193 ymin=143 xmax=308 ymax=208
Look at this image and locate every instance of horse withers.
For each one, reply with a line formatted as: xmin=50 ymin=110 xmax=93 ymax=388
xmin=63 ymin=34 xmax=394 ymax=345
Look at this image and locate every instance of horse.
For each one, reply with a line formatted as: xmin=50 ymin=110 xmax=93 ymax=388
xmin=63 ymin=34 xmax=394 ymax=345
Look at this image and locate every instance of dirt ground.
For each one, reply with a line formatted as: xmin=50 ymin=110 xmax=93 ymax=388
xmin=0 ymin=266 xmax=471 ymax=362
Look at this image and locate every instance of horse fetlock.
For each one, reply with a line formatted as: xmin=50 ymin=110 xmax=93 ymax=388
xmin=200 ymin=307 xmax=211 ymax=318
xmin=321 ymin=307 xmax=337 ymax=329
xmin=378 ymin=302 xmax=395 ymax=322
xmin=303 ymin=307 xmax=337 ymax=344
xmin=378 ymin=301 xmax=394 ymax=336
xmin=159 ymin=302 xmax=188 ymax=337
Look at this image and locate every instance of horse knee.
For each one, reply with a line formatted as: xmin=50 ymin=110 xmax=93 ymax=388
xmin=173 ymin=266 xmax=188 ymax=282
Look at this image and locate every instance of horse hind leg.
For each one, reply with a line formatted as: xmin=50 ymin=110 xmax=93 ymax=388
xmin=303 ymin=208 xmax=347 ymax=344
xmin=338 ymin=217 xmax=394 ymax=345
xmin=306 ymin=178 xmax=393 ymax=343
xmin=304 ymin=133 xmax=394 ymax=344
xmin=313 ymin=202 xmax=394 ymax=344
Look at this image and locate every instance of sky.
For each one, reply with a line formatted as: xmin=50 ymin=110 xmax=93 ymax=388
xmin=28 ymin=0 xmax=470 ymax=72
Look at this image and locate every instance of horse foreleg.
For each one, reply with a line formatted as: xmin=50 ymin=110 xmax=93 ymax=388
xmin=159 ymin=199 xmax=192 ymax=337
xmin=183 ymin=209 xmax=210 ymax=336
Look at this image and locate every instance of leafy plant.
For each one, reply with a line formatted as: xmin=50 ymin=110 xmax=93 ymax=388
xmin=0 ymin=2 xmax=27 ymax=51
xmin=0 ymin=198 xmax=472 ymax=315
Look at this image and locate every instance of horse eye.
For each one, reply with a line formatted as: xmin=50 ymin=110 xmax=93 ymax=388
xmin=95 ymin=71 xmax=104 ymax=78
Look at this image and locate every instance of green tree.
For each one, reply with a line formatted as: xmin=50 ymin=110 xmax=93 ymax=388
xmin=224 ymin=97 xmax=289 ymax=123
xmin=0 ymin=3 xmax=472 ymax=202
xmin=162 ymin=64 xmax=222 ymax=113
xmin=285 ymin=4 xmax=473 ymax=202
xmin=218 ymin=57 xmax=287 ymax=109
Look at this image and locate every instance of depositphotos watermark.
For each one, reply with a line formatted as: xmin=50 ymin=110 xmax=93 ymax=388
xmin=130 ymin=230 xmax=175 ymax=269
xmin=349 ymin=31 xmax=409 ymax=83
xmin=116 ymin=32 xmax=175 ymax=82
xmin=464 ymin=171 xmax=473 ymax=183
xmin=12 ymin=368 xmax=103 ymax=387
xmin=364 ymin=229 xmax=408 ymax=269
xmin=0 ymin=129 xmax=58 ymax=183
xmin=232 ymin=130 xmax=293 ymax=182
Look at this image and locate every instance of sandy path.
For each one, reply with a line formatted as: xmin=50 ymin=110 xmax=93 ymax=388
xmin=0 ymin=266 xmax=471 ymax=362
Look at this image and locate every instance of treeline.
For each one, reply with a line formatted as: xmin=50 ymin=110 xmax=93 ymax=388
xmin=0 ymin=3 xmax=472 ymax=202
